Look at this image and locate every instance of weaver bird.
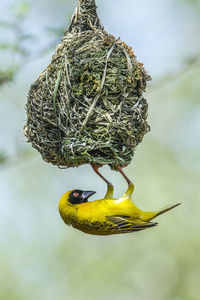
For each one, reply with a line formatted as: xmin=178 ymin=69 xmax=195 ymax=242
xmin=59 ymin=165 xmax=180 ymax=235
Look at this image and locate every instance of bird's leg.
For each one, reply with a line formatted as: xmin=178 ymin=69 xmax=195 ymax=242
xmin=91 ymin=163 xmax=114 ymax=199
xmin=104 ymin=184 xmax=114 ymax=199
xmin=117 ymin=166 xmax=134 ymax=198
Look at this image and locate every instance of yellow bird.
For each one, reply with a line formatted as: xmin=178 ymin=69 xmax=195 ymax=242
xmin=59 ymin=165 xmax=180 ymax=235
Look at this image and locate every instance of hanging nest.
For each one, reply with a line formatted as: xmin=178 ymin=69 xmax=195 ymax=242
xmin=24 ymin=0 xmax=151 ymax=170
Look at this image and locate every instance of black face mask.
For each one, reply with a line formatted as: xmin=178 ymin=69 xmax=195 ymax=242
xmin=69 ymin=190 xmax=96 ymax=204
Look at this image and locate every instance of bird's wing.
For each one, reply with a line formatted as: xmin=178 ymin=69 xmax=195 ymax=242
xmin=70 ymin=215 xmax=157 ymax=235
xmin=106 ymin=215 xmax=157 ymax=233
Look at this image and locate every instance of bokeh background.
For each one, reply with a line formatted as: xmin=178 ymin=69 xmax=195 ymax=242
xmin=1 ymin=0 xmax=200 ymax=299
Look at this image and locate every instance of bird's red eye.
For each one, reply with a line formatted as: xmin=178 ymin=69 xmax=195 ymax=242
xmin=73 ymin=192 xmax=79 ymax=197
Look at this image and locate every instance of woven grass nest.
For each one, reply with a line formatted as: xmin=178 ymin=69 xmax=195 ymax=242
xmin=24 ymin=0 xmax=151 ymax=170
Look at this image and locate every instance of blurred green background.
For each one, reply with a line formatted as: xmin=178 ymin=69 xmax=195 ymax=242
xmin=0 ymin=0 xmax=200 ymax=299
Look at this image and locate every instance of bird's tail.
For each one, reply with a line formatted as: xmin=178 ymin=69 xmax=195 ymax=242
xmin=152 ymin=203 xmax=181 ymax=220
xmin=140 ymin=203 xmax=181 ymax=222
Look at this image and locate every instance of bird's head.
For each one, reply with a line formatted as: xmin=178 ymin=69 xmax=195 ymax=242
xmin=61 ymin=189 xmax=96 ymax=205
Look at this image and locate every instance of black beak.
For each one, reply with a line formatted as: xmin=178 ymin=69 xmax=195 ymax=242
xmin=81 ymin=191 xmax=96 ymax=202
